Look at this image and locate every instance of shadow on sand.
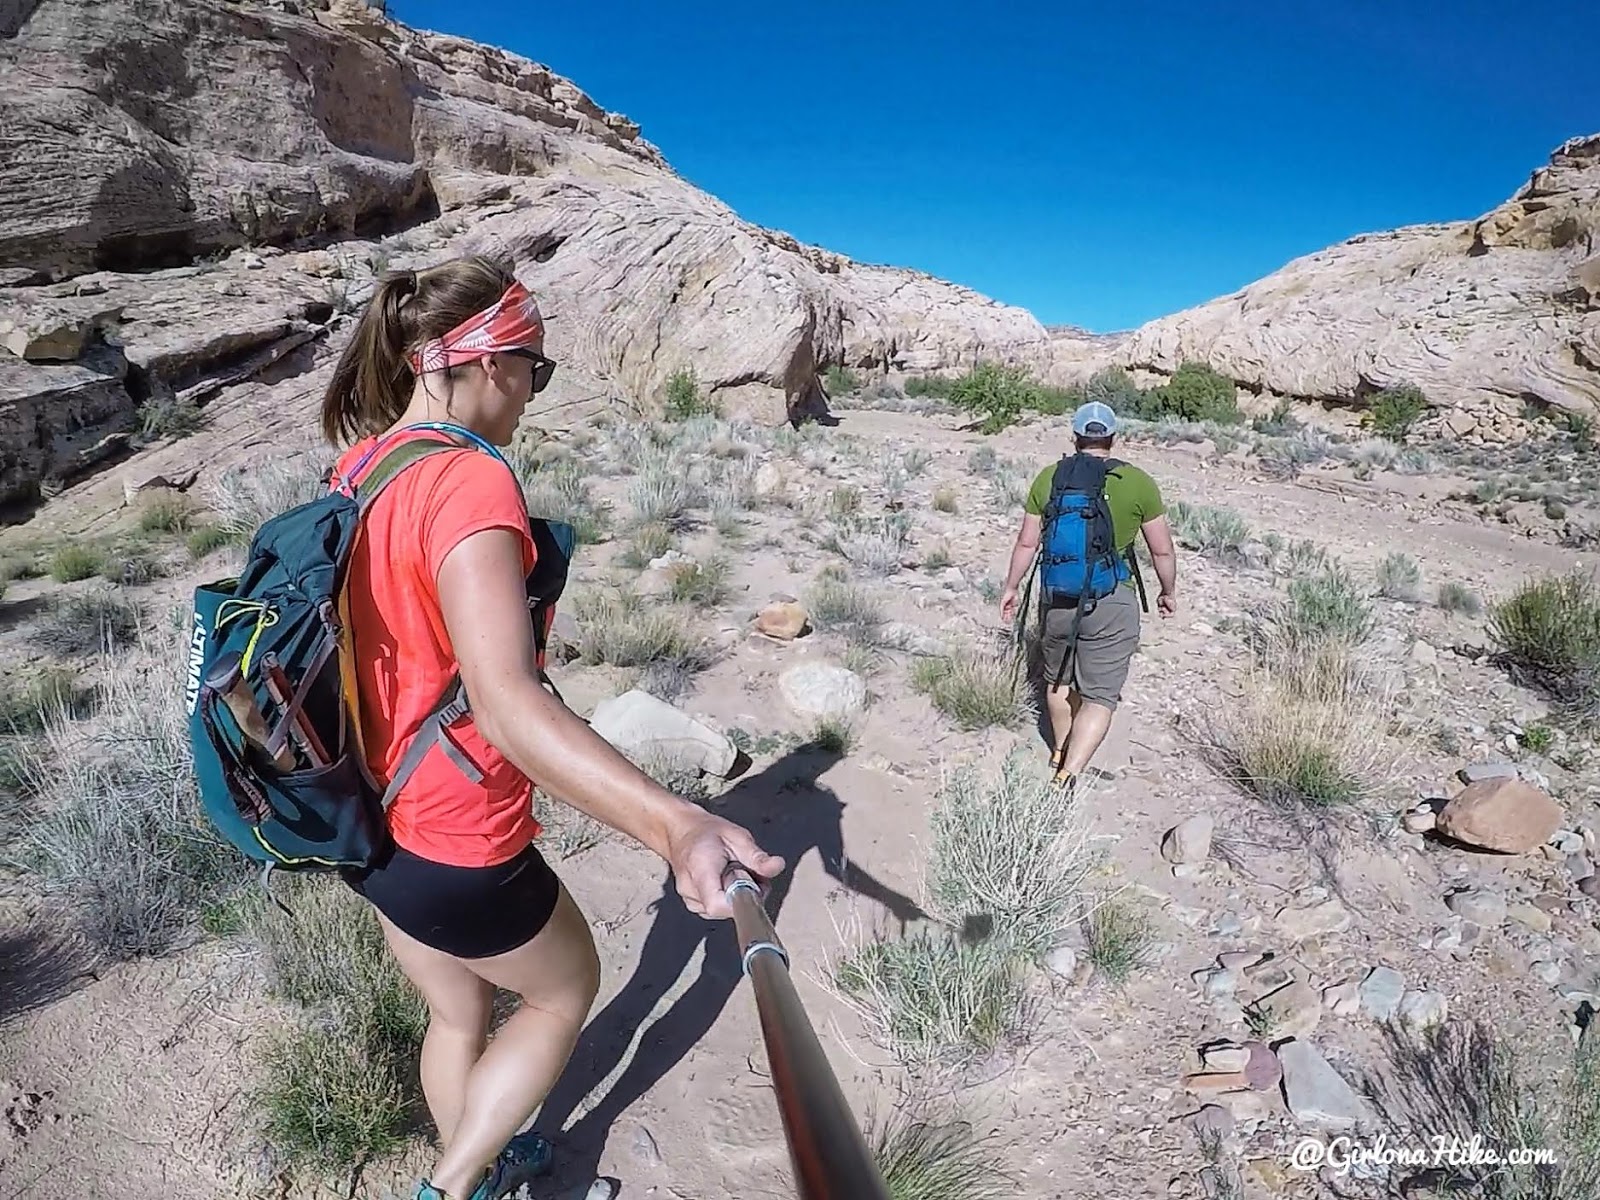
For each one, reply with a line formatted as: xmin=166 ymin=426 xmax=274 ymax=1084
xmin=535 ymin=743 xmax=926 ymax=1195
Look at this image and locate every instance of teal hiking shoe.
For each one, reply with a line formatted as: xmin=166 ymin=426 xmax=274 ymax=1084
xmin=474 ymin=1130 xmax=555 ymax=1199
xmin=413 ymin=1131 xmax=553 ymax=1200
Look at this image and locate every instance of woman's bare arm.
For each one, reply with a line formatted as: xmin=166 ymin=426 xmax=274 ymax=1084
xmin=434 ymin=526 xmax=784 ymax=916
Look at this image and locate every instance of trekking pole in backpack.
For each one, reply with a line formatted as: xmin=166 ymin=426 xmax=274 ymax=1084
xmin=721 ymin=866 xmax=893 ymax=1200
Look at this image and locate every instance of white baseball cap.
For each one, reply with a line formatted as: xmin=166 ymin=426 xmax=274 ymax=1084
xmin=1072 ymin=400 xmax=1118 ymax=437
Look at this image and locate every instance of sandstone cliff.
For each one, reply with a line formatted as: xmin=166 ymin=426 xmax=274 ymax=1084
xmin=1096 ymin=135 xmax=1600 ymax=440
xmin=0 ymin=0 xmax=1057 ymax=511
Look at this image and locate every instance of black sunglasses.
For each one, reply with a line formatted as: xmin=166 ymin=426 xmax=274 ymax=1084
xmin=503 ymin=347 xmax=558 ymax=393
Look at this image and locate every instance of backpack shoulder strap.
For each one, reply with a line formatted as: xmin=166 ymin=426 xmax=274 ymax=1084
xmin=354 ymin=437 xmax=465 ymax=514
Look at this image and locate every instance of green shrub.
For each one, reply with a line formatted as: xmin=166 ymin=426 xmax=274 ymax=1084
xmin=246 ymin=876 xmax=426 ymax=1172
xmin=137 ymin=494 xmax=196 ymax=534
xmin=806 ymin=576 xmax=886 ymax=645
xmin=49 ymin=544 xmax=105 ymax=583
xmin=1363 ymin=384 xmax=1428 ymax=443
xmin=1082 ymin=894 xmax=1157 ymax=985
xmin=946 ymin=363 xmax=1072 ymax=434
xmin=663 ymin=366 xmax=720 ymax=419
xmin=1488 ymin=570 xmax=1600 ymax=720
xmin=1083 ymin=367 xmax=1149 ymax=415
xmin=1150 ymin=362 xmax=1242 ymax=425
xmin=826 ymin=365 xmax=861 ymax=396
xmin=1280 ymin=564 xmax=1376 ymax=650
xmin=667 ymin=556 xmax=732 ymax=608
xmin=186 ymin=525 xmax=234 ymax=559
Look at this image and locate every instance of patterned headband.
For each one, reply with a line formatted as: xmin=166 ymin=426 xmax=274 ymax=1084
xmin=408 ymin=280 xmax=545 ymax=375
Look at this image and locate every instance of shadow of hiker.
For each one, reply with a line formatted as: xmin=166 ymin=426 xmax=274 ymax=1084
xmin=536 ymin=743 xmax=927 ymax=1192
xmin=0 ymin=915 xmax=96 ymax=1024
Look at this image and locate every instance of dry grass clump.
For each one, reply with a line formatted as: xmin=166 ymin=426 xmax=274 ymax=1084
xmin=827 ymin=511 xmax=912 ymax=575
xmin=1437 ymin=580 xmax=1482 ymax=614
xmin=830 ymin=750 xmax=1095 ymax=1070
xmin=1168 ymin=500 xmax=1251 ymax=560
xmin=834 ymin=930 xmax=1029 ymax=1068
xmin=136 ymin=493 xmax=197 ymax=534
xmin=911 ymin=644 xmax=1032 ymax=732
xmin=522 ymin=458 xmax=610 ymax=544
xmin=1361 ymin=1019 xmax=1599 ymax=1200
xmin=29 ymin=588 xmax=145 ymax=657
xmin=6 ymin=617 xmax=243 ymax=960
xmin=870 ymin=1104 xmax=1012 ymax=1200
xmin=627 ymin=443 xmax=702 ymax=525
xmin=1202 ymin=552 xmax=1405 ymax=816
xmin=924 ymin=753 xmax=1096 ymax=960
xmin=806 ymin=574 xmax=886 ymax=645
xmin=618 ymin=521 xmax=675 ymax=569
xmin=204 ymin=454 xmax=334 ymax=541
xmin=667 ymin=556 xmax=732 ymax=608
xmin=1375 ymin=551 xmax=1422 ymax=601
xmin=244 ymin=875 xmax=426 ymax=1171
xmin=569 ymin=588 xmax=713 ymax=676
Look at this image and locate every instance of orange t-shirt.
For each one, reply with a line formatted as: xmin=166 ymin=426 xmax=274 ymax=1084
xmin=333 ymin=429 xmax=543 ymax=868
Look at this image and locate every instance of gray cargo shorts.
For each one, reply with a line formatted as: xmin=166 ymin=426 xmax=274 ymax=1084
xmin=1038 ymin=583 xmax=1141 ymax=708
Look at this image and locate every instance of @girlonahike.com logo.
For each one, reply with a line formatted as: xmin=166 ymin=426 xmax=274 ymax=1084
xmin=1291 ymin=1133 xmax=1560 ymax=1176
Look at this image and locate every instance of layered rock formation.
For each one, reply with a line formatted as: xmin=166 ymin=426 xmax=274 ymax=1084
xmin=1100 ymin=135 xmax=1600 ymax=439
xmin=2 ymin=0 xmax=1597 ymax=513
xmin=0 ymin=0 xmax=1056 ymax=510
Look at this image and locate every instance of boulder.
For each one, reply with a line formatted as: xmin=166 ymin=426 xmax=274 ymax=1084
xmin=1397 ymin=990 xmax=1449 ymax=1033
xmin=1436 ymin=776 xmax=1563 ymax=853
xmin=754 ymin=601 xmax=810 ymax=641
xmin=588 ymin=689 xmax=738 ymax=779
xmin=1358 ymin=967 xmax=1405 ymax=1022
xmin=1249 ymin=980 xmax=1321 ymax=1039
xmin=1161 ymin=814 xmax=1215 ymax=865
xmin=1277 ymin=1040 xmax=1369 ymax=1129
xmin=778 ymin=662 xmax=867 ymax=722
xmin=0 ymin=301 xmax=123 ymax=361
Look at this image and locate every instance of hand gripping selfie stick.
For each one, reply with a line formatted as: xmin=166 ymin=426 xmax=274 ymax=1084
xmin=720 ymin=865 xmax=893 ymax=1200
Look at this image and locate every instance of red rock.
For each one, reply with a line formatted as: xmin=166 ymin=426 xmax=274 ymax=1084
xmin=1436 ymin=777 xmax=1562 ymax=854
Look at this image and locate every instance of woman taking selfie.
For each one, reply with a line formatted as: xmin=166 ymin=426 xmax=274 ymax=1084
xmin=320 ymin=252 xmax=785 ymax=1200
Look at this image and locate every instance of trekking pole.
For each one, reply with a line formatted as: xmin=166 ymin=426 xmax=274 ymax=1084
xmin=720 ymin=865 xmax=894 ymax=1200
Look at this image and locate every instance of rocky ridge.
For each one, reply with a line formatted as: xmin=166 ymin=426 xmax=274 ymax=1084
xmin=1096 ymin=135 xmax=1600 ymax=440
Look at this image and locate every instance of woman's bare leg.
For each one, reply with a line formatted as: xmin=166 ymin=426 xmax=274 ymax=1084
xmin=373 ymin=910 xmax=496 ymax=1145
xmin=427 ymin=883 xmax=601 ymax=1199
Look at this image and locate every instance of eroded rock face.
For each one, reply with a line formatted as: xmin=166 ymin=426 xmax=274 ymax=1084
xmin=1098 ymin=135 xmax=1600 ymax=433
xmin=0 ymin=0 xmax=1064 ymax=508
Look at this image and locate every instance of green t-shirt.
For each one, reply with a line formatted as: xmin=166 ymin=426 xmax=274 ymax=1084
xmin=1024 ymin=456 xmax=1167 ymax=554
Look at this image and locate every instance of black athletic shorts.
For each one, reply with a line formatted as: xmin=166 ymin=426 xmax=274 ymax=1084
xmin=342 ymin=838 xmax=562 ymax=959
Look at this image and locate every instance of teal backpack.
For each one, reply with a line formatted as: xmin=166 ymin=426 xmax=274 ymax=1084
xmin=185 ymin=422 xmax=575 ymax=890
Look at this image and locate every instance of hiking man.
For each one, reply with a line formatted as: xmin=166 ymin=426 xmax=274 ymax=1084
xmin=998 ymin=400 xmax=1177 ymax=788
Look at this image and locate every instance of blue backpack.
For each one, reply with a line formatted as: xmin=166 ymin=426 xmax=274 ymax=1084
xmin=1037 ymin=452 xmax=1133 ymax=610
xmin=184 ymin=422 xmax=575 ymax=893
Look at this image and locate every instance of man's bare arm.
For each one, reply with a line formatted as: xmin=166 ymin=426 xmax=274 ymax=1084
xmin=1141 ymin=513 xmax=1178 ymax=615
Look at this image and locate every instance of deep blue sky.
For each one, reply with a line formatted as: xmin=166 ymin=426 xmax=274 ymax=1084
xmin=391 ymin=0 xmax=1594 ymax=332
